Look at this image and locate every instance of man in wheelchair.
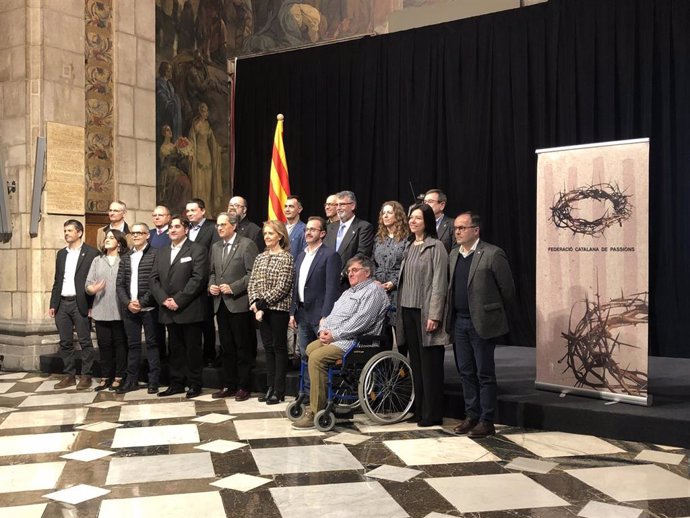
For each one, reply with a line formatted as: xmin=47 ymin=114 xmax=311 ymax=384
xmin=292 ymin=254 xmax=389 ymax=429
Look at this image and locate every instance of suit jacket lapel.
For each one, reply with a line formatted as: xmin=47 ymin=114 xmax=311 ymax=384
xmin=222 ymin=239 xmax=239 ymax=272
xmin=305 ymin=246 xmax=324 ymax=284
xmin=170 ymin=239 xmax=191 ymax=269
xmin=75 ymin=247 xmax=89 ymax=272
xmin=467 ymin=242 xmax=485 ymax=287
xmin=338 ymin=218 xmax=357 ymax=253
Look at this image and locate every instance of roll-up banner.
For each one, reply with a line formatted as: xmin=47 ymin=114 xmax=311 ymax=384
xmin=535 ymin=138 xmax=650 ymax=406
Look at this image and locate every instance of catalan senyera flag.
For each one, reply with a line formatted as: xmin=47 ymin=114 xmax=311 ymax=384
xmin=268 ymin=114 xmax=290 ymax=222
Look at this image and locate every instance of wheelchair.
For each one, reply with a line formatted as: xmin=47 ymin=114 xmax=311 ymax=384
xmin=286 ymin=335 xmax=415 ymax=432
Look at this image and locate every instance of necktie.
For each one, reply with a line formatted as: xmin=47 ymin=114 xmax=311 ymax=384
xmin=336 ymin=223 xmax=346 ymax=251
xmin=158 ymin=229 xmax=163 ymax=235
xmin=223 ymin=242 xmax=230 ymax=260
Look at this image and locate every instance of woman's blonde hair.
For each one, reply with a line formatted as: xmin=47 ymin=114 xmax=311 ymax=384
xmin=262 ymin=220 xmax=291 ymax=252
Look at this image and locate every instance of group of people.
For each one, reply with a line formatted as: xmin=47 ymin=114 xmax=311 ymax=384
xmin=49 ymin=188 xmax=515 ymax=438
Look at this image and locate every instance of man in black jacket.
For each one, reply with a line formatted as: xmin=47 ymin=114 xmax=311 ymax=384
xmin=116 ymin=223 xmax=161 ymax=394
xmin=150 ymin=215 xmax=209 ymax=398
xmin=49 ymin=219 xmax=99 ymax=390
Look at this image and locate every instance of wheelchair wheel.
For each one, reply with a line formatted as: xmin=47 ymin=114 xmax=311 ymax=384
xmin=358 ymin=351 xmax=414 ymax=424
xmin=314 ymin=409 xmax=337 ymax=432
xmin=286 ymin=401 xmax=306 ymax=422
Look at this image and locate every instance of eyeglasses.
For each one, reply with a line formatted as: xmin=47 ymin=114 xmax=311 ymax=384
xmin=454 ymin=225 xmax=478 ymax=232
xmin=347 ymin=267 xmax=365 ymax=274
xmin=324 ymin=203 xmax=337 ymax=207
xmin=228 ymin=203 xmax=245 ymax=208
xmin=305 ymin=227 xmax=323 ymax=233
xmin=336 ymin=202 xmax=353 ymax=207
xmin=216 ymin=223 xmax=229 ymax=227
xmin=108 ymin=209 xmax=124 ymax=213
xmin=131 ymin=231 xmax=148 ymax=236
xmin=424 ymin=199 xmax=440 ymax=204
xmin=152 ymin=213 xmax=168 ymax=218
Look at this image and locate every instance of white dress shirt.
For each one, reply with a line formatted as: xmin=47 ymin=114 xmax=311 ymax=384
xmin=61 ymin=245 xmax=83 ymax=296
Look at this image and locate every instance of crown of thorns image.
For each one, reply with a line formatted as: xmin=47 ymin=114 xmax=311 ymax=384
xmin=558 ymin=290 xmax=648 ymax=396
xmin=550 ymin=182 xmax=632 ymax=237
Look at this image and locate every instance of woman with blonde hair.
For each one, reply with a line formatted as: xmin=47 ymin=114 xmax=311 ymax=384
xmin=248 ymin=220 xmax=295 ymax=404
xmin=373 ymin=200 xmax=409 ymax=352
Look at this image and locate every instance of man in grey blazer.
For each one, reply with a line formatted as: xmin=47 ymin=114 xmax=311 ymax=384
xmin=446 ymin=212 xmax=515 ymax=438
xmin=323 ymin=190 xmax=374 ymax=290
xmin=424 ymin=189 xmax=454 ymax=253
xmin=208 ymin=213 xmax=259 ymax=401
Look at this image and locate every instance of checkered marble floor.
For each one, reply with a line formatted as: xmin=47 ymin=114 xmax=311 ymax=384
xmin=0 ymin=371 xmax=689 ymax=517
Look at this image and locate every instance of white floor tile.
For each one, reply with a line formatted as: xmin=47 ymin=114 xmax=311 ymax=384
xmin=210 ymin=473 xmax=271 ymax=492
xmin=270 ymin=481 xmax=408 ymax=518
xmin=0 ymin=407 xmax=88 ymax=429
xmin=87 ymin=401 xmax=127 ymax=409
xmin=654 ymin=444 xmax=683 ymax=451
xmin=504 ymin=456 xmax=558 ymax=474
xmin=99 ymin=491 xmax=226 ymax=518
xmin=43 ymin=484 xmax=110 ymax=505
xmin=111 ymin=424 xmax=200 ymax=448
xmin=566 ymin=464 xmax=690 ymax=502
xmin=61 ymin=448 xmax=115 ymax=462
xmin=15 ymin=377 xmax=48 ymax=384
xmin=325 ymin=432 xmax=373 ymax=446
xmin=353 ymin=414 xmax=443 ymax=433
xmin=0 ymin=407 xmax=18 ymax=414
xmin=0 ymin=503 xmax=47 ymax=517
xmin=195 ymin=439 xmax=248 ymax=454
xmin=0 ymin=461 xmax=65 ymax=493
xmin=118 ymin=401 xmax=197 ymax=422
xmin=252 ymin=444 xmax=363 ymax=475
xmin=123 ymin=387 xmax=169 ymax=401
xmin=19 ymin=391 xmax=97 ymax=408
xmin=75 ymin=421 xmax=123 ymax=432
xmin=192 ymin=412 xmax=236 ymax=424
xmin=106 ymin=452 xmax=215 ymax=485
xmin=0 ymin=431 xmax=78 ymax=456
xmin=224 ymin=397 xmax=290 ymax=414
xmin=366 ymin=464 xmax=421 ymax=482
xmin=0 ymin=372 xmax=28 ymax=380
xmin=384 ymin=436 xmax=500 ymax=466
xmin=424 ymin=513 xmax=457 ymax=518
xmin=578 ymin=500 xmax=642 ymax=518
xmin=0 ymin=391 xmax=33 ymax=399
xmin=635 ymin=449 xmax=685 ymax=465
xmin=234 ymin=417 xmax=323 ymax=440
xmin=0 ymin=383 xmax=15 ymax=393
xmin=426 ymin=473 xmax=569 ymax=513
xmin=504 ymin=431 xmax=625 ymax=458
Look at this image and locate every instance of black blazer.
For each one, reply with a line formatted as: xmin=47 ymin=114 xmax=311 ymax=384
xmin=324 ymin=217 xmax=374 ymax=288
xmin=49 ymin=244 xmax=100 ymax=316
xmin=116 ymin=244 xmax=158 ymax=310
xmin=437 ymin=214 xmax=454 ymax=253
xmin=237 ymin=218 xmax=264 ymax=251
xmin=290 ymin=245 xmax=343 ymax=326
xmin=190 ymin=219 xmax=220 ymax=251
xmin=150 ymin=239 xmax=209 ymax=324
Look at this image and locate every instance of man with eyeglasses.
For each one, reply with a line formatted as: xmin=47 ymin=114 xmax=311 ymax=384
xmin=116 ymin=223 xmax=161 ymax=394
xmin=292 ymin=254 xmax=388 ymax=429
xmin=208 ymin=213 xmax=259 ymax=401
xmin=424 ymin=189 xmax=454 ymax=253
xmin=228 ymin=195 xmax=263 ymax=250
xmin=446 ymin=212 xmax=515 ymax=438
xmin=149 ymin=205 xmax=172 ymax=249
xmin=323 ymin=190 xmax=374 ymax=290
xmin=97 ymin=200 xmax=134 ymax=250
xmin=323 ymin=194 xmax=339 ymax=224
xmin=289 ymin=216 xmax=342 ymax=388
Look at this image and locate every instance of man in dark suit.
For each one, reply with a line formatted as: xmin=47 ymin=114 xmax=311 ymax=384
xmin=424 ymin=189 xmax=454 ymax=253
xmin=446 ymin=212 xmax=515 ymax=438
xmin=49 ymin=219 xmax=99 ymax=390
xmin=150 ymin=215 xmax=209 ymax=398
xmin=186 ymin=198 xmax=220 ymax=364
xmin=208 ymin=213 xmax=259 ymax=401
xmin=149 ymin=205 xmax=172 ymax=249
xmin=228 ymin=195 xmax=263 ymax=251
xmin=289 ymin=216 xmax=342 ymax=386
xmin=323 ymin=190 xmax=374 ymax=289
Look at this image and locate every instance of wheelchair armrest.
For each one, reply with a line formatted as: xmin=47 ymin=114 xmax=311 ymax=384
xmin=357 ymin=334 xmax=386 ymax=346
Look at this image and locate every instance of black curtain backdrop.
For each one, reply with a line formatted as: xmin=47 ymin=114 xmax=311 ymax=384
xmin=234 ymin=0 xmax=690 ymax=358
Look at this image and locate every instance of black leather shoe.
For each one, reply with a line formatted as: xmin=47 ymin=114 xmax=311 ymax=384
xmin=157 ymin=387 xmax=185 ymax=397
xmin=212 ymin=388 xmax=236 ymax=399
xmin=258 ymin=387 xmax=274 ymax=402
xmin=115 ymin=383 xmax=138 ymax=394
xmin=417 ymin=419 xmax=442 ymax=427
xmin=186 ymin=387 xmax=202 ymax=398
xmin=266 ymin=394 xmax=285 ymax=405
xmin=147 ymin=384 xmax=159 ymax=394
xmin=468 ymin=421 xmax=496 ymax=438
xmin=453 ymin=417 xmax=479 ymax=435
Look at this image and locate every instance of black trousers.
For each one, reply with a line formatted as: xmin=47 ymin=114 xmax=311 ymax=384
xmin=94 ymin=320 xmax=128 ymax=380
xmin=401 ymin=307 xmax=445 ymax=423
xmin=55 ymin=298 xmax=94 ymax=375
xmin=123 ymin=309 xmax=161 ymax=386
xmin=202 ymin=296 xmax=217 ymax=361
xmin=167 ymin=321 xmax=204 ymax=389
xmin=258 ymin=310 xmax=289 ymax=396
xmin=216 ymin=305 xmax=256 ymax=390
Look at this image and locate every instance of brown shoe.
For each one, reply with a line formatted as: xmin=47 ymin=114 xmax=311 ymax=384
xmin=468 ymin=421 xmax=495 ymax=438
xmin=234 ymin=388 xmax=250 ymax=402
xmin=212 ymin=388 xmax=236 ymax=399
xmin=76 ymin=375 xmax=92 ymax=390
xmin=54 ymin=375 xmax=76 ymax=389
xmin=453 ymin=417 xmax=479 ymax=434
xmin=291 ymin=409 xmax=315 ymax=429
